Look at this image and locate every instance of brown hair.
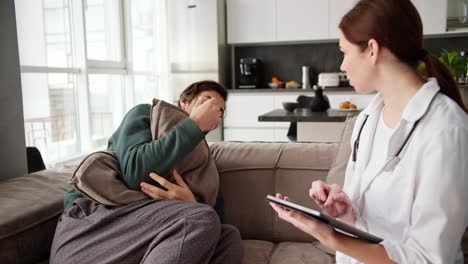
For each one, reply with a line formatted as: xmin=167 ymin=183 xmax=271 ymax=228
xmin=178 ymin=80 xmax=228 ymax=107
xmin=339 ymin=0 xmax=466 ymax=112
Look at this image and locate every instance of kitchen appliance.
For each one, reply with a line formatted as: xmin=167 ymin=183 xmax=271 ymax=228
xmin=238 ymin=58 xmax=262 ymax=88
xmin=318 ymin=72 xmax=340 ymax=87
xmin=302 ymin=66 xmax=311 ymax=89
xmin=338 ymin=71 xmax=350 ymax=87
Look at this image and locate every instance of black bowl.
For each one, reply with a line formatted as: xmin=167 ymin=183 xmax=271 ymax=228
xmin=282 ymin=102 xmax=299 ymax=112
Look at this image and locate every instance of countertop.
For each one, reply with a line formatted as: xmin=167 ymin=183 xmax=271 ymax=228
xmin=230 ymin=85 xmax=468 ymax=94
xmin=229 ymin=87 xmax=356 ymax=93
xmin=258 ymin=109 xmax=359 ymax=123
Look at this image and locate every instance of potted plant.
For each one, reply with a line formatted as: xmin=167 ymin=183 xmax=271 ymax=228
xmin=439 ymin=50 xmax=467 ymax=84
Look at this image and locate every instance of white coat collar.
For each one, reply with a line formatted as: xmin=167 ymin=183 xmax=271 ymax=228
xmin=350 ymin=78 xmax=441 ymax=207
xmin=362 ymin=77 xmax=440 ymax=122
xmin=401 ymin=78 xmax=440 ymax=122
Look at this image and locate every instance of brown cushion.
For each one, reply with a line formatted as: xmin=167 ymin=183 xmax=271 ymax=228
xmin=150 ymin=99 xmax=219 ymax=206
xmin=210 ymin=142 xmax=339 ymax=243
xmin=274 ymin=143 xmax=338 ymax=243
xmin=269 ymin=242 xmax=334 ymax=264
xmin=69 ymin=151 xmax=147 ymax=206
xmin=326 ymin=115 xmax=357 ymax=186
xmin=241 ymin=240 xmax=275 ymax=264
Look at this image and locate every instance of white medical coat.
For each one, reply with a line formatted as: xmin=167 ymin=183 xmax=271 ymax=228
xmin=336 ymin=79 xmax=468 ymax=263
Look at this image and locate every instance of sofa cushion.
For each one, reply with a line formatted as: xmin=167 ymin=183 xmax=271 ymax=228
xmin=274 ymin=143 xmax=338 ymax=243
xmin=0 ymin=165 xmax=75 ymax=264
xmin=241 ymin=240 xmax=275 ymax=264
xmin=210 ymin=142 xmax=284 ymax=172
xmin=326 ymin=115 xmax=357 ymax=186
xmin=269 ymin=242 xmax=334 ymax=264
xmin=210 ymin=142 xmax=339 ymax=243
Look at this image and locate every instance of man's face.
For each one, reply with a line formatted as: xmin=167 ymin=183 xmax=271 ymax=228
xmin=181 ymin=90 xmax=226 ymax=116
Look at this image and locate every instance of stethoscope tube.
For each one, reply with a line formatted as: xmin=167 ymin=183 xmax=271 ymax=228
xmin=352 ymin=115 xmax=369 ymax=162
xmin=352 ymin=92 xmax=438 ymax=166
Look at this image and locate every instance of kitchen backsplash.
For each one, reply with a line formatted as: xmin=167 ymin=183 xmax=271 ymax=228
xmin=232 ymin=36 xmax=468 ymax=88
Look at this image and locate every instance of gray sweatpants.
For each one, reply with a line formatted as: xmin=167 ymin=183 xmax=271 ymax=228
xmin=50 ymin=198 xmax=243 ymax=264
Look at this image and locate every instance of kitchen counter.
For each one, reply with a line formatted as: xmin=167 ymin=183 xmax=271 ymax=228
xmin=258 ymin=109 xmax=359 ymax=123
xmin=229 ymin=87 xmax=356 ymax=93
xmin=229 ymin=85 xmax=468 ymax=94
xmin=258 ymin=109 xmax=359 ymax=142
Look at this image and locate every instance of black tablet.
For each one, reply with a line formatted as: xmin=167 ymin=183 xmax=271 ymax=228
xmin=266 ymin=195 xmax=383 ymax=244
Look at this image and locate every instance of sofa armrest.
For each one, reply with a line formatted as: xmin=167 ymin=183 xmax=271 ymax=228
xmin=0 ymin=165 xmax=75 ymax=264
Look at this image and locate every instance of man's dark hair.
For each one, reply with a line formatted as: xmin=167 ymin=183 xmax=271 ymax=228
xmin=178 ymin=80 xmax=228 ymax=107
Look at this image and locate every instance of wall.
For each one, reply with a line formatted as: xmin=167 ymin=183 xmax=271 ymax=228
xmin=0 ymin=0 xmax=27 ymax=180
xmin=233 ymin=36 xmax=468 ymax=88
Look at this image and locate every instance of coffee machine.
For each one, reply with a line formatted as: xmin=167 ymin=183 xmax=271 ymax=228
xmin=238 ymin=58 xmax=262 ymax=88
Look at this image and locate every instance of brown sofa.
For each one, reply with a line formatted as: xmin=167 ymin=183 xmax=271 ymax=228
xmin=1 ymin=133 xmax=467 ymax=263
xmin=0 ymin=140 xmax=341 ymax=264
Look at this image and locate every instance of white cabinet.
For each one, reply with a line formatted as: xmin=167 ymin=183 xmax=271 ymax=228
xmin=412 ymin=0 xmax=448 ymax=35
xmin=328 ymin=0 xmax=358 ymax=39
xmin=276 ymin=0 xmax=328 ymax=41
xmin=226 ymin=0 xmax=276 ymax=44
xmin=224 ymin=93 xmax=281 ymax=141
xmin=227 ymin=0 xmax=452 ymax=44
xmin=224 ymin=94 xmax=275 ymax=128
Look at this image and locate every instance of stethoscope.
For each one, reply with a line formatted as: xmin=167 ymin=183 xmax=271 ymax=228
xmin=352 ymin=93 xmax=437 ymax=172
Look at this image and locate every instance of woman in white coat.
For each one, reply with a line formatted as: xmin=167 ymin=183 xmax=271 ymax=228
xmin=270 ymin=0 xmax=468 ymax=263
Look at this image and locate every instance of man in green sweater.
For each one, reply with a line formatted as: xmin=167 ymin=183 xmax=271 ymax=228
xmin=50 ymin=81 xmax=243 ymax=264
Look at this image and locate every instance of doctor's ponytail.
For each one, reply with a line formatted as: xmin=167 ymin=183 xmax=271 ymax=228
xmin=422 ymin=54 xmax=466 ymax=112
xmin=339 ymin=0 xmax=467 ymax=113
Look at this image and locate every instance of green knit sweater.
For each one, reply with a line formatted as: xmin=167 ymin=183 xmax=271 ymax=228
xmin=63 ymin=104 xmax=205 ymax=210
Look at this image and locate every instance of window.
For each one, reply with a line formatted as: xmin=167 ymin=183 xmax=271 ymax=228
xmin=15 ymin=0 xmax=166 ymax=166
xmin=85 ymin=0 xmax=123 ymax=62
xmin=21 ymin=72 xmax=79 ymax=163
xmin=128 ymin=0 xmax=160 ymax=104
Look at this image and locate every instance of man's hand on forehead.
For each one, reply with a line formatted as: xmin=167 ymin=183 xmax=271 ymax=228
xmin=198 ymin=95 xmax=224 ymax=114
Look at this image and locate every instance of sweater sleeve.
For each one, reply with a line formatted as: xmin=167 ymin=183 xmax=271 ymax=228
xmin=108 ymin=104 xmax=205 ymax=190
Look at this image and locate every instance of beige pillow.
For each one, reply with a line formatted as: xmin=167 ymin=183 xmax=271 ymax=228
xmin=150 ymin=99 xmax=219 ymax=207
xmin=326 ymin=114 xmax=357 ymax=186
xmin=69 ymin=151 xmax=148 ymax=206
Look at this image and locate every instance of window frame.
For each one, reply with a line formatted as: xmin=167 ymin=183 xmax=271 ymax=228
xmin=17 ymin=0 xmax=136 ymax=166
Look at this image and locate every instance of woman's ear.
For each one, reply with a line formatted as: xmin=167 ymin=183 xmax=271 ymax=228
xmin=367 ymin=39 xmax=380 ymax=65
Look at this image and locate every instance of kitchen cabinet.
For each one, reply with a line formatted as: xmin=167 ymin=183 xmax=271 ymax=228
xmin=227 ymin=0 xmax=454 ymax=44
xmin=328 ymin=0 xmax=358 ymax=39
xmin=412 ymin=0 xmax=448 ymax=35
xmin=226 ymin=0 xmax=275 ymax=44
xmin=223 ymin=93 xmax=305 ymax=142
xmin=223 ymin=93 xmax=284 ymax=142
xmin=276 ymin=0 xmax=328 ymax=41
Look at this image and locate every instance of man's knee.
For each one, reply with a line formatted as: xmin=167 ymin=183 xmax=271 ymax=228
xmin=186 ymin=204 xmax=221 ymax=239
